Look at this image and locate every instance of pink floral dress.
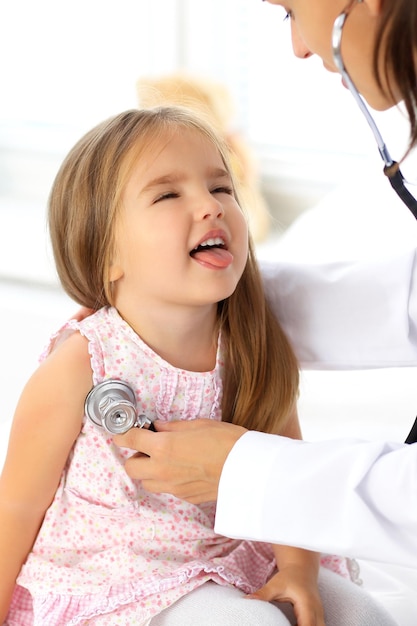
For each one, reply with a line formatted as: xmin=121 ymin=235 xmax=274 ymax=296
xmin=7 ymin=307 xmax=354 ymax=626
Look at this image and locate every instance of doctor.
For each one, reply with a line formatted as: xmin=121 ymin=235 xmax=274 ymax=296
xmin=114 ymin=0 xmax=417 ymax=567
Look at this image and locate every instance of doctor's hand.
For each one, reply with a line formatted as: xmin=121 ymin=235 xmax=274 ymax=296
xmin=113 ymin=419 xmax=247 ymax=503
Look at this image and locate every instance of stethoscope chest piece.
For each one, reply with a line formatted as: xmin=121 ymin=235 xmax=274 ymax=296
xmin=85 ymin=379 xmax=153 ymax=434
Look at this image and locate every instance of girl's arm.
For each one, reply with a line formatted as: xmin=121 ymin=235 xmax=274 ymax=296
xmin=247 ymin=408 xmax=325 ymax=626
xmin=0 ymin=332 xmax=92 ymax=622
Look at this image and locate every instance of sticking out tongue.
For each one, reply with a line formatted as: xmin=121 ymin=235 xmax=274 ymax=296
xmin=192 ymin=247 xmax=234 ymax=268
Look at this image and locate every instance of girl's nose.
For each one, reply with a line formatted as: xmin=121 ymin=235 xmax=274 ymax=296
xmin=200 ymin=192 xmax=225 ymax=220
xmin=291 ymin=22 xmax=313 ymax=59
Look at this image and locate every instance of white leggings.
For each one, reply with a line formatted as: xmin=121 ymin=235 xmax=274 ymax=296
xmin=149 ymin=569 xmax=398 ymax=626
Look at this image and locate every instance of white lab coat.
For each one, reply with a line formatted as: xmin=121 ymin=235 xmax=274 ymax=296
xmin=215 ymin=432 xmax=417 ymax=567
xmin=215 ymin=179 xmax=417 ymax=567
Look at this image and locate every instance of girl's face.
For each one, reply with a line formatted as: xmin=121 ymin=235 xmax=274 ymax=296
xmin=265 ymin=0 xmax=400 ymax=111
xmin=110 ymin=127 xmax=249 ymax=316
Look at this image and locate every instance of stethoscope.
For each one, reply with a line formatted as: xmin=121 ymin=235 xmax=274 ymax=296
xmin=85 ymin=379 xmax=156 ymax=435
xmin=332 ymin=0 xmax=417 ymax=220
xmin=332 ymin=1 xmax=417 ymax=443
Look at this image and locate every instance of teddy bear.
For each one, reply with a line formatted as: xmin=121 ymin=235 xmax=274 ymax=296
xmin=136 ymin=72 xmax=271 ymax=242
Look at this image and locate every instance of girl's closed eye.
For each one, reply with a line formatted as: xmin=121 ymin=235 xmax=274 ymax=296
xmin=211 ymin=185 xmax=234 ymax=196
xmin=153 ymin=191 xmax=179 ymax=203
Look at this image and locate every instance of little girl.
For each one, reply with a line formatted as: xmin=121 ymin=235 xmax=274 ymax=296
xmin=0 ymin=107 xmax=396 ymax=625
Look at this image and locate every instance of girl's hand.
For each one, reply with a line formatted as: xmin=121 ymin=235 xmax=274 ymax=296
xmin=247 ymin=567 xmax=325 ymax=626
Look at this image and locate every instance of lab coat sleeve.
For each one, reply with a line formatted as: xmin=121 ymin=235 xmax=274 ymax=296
xmin=215 ymin=431 xmax=417 ymax=567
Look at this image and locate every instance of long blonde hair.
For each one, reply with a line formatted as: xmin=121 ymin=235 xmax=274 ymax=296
xmin=49 ymin=107 xmax=299 ymax=435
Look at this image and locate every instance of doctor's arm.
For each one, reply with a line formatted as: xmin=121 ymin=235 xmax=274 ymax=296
xmin=116 ymin=420 xmax=417 ymax=568
xmin=216 ymin=430 xmax=417 ymax=568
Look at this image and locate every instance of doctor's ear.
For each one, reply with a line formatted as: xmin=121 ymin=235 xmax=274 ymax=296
xmin=362 ymin=0 xmax=382 ymax=16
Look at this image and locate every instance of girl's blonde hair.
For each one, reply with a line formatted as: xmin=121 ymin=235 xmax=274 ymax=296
xmin=49 ymin=106 xmax=299 ymax=435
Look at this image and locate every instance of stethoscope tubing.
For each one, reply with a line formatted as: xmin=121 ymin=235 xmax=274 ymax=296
xmin=332 ymin=9 xmax=417 ymax=217
xmin=332 ymin=12 xmax=395 ymax=168
xmin=332 ymin=4 xmax=417 ymax=442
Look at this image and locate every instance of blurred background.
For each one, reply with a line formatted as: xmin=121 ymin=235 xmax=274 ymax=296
xmin=1 ymin=4 xmax=417 ymax=621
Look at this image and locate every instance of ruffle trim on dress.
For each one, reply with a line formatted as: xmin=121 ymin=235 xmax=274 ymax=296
xmin=39 ymin=320 xmax=79 ymax=362
xmin=39 ymin=317 xmax=105 ymax=386
xmin=8 ymin=554 xmax=358 ymax=625
xmin=15 ymin=561 xmax=264 ymax=625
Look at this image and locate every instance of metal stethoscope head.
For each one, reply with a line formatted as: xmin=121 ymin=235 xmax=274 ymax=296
xmin=332 ymin=0 xmax=417 ymax=219
xmin=85 ymin=379 xmax=156 ymax=434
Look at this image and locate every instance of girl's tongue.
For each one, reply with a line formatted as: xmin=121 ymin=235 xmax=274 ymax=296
xmin=192 ymin=247 xmax=234 ymax=268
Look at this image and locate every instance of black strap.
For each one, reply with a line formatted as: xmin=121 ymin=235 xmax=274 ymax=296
xmin=405 ymin=416 xmax=417 ymax=444
xmin=384 ymin=163 xmax=417 ymax=220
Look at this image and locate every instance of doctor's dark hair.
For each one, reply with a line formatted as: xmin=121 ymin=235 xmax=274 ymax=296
xmin=375 ymin=0 xmax=417 ymax=151
xmin=48 ymin=107 xmax=299 ymax=435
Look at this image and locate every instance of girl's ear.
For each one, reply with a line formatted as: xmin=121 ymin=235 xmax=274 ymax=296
xmin=109 ymin=263 xmax=124 ymax=282
xmin=363 ymin=0 xmax=382 ymax=16
xmin=108 ymin=241 xmax=124 ymax=282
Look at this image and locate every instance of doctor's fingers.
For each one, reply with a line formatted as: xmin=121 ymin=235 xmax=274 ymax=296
xmin=113 ymin=417 xmax=225 ymax=456
xmin=114 ymin=426 xmax=211 ymax=474
xmin=113 ymin=419 xmax=247 ymax=502
xmin=124 ymin=452 xmax=217 ymax=502
xmin=113 ymin=429 xmax=215 ymax=500
xmin=114 ymin=427 xmax=166 ymax=458
xmin=155 ymin=419 xmax=248 ymax=479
